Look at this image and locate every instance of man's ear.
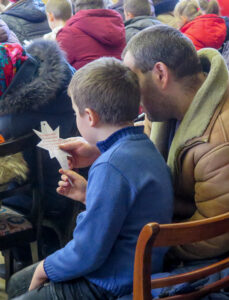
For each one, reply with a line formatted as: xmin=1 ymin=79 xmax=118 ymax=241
xmin=152 ymin=62 xmax=169 ymax=90
xmin=124 ymin=11 xmax=135 ymax=20
xmin=85 ymin=108 xmax=100 ymax=127
xmin=47 ymin=12 xmax=55 ymax=22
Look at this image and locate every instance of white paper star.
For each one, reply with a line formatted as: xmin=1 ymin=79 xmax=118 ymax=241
xmin=33 ymin=121 xmax=70 ymax=170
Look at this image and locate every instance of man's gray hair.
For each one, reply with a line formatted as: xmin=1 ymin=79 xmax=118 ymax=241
xmin=123 ymin=25 xmax=202 ymax=78
xmin=124 ymin=0 xmax=151 ymax=17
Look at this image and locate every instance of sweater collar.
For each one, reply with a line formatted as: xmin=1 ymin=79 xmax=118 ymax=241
xmin=97 ymin=126 xmax=144 ymax=153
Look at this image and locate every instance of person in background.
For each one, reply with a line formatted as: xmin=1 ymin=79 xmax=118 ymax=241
xmin=56 ymin=0 xmax=126 ymax=70
xmin=154 ymin=0 xmax=179 ymax=27
xmin=198 ymin=0 xmax=220 ymax=15
xmin=174 ymin=0 xmax=227 ymax=50
xmin=218 ymin=0 xmax=229 ymax=17
xmin=108 ymin=0 xmax=124 ymax=19
xmin=124 ymin=0 xmax=161 ymax=43
xmin=0 ymin=40 xmax=77 ymax=263
xmin=44 ymin=0 xmax=72 ymax=41
xmin=0 ymin=0 xmax=51 ymax=44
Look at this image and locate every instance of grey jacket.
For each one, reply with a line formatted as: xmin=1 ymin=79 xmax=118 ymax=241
xmin=124 ymin=16 xmax=161 ymax=43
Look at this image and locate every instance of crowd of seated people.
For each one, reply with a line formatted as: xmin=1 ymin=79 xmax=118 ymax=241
xmin=0 ymin=0 xmax=228 ymax=299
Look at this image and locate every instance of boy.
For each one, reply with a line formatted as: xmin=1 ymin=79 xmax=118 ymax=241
xmin=44 ymin=0 xmax=72 ymax=41
xmin=8 ymin=57 xmax=173 ymax=300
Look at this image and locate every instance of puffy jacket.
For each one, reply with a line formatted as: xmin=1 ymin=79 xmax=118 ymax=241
xmin=0 ymin=39 xmax=77 ymax=216
xmin=149 ymin=49 xmax=229 ymax=260
xmin=125 ymin=16 xmax=161 ymax=43
xmin=0 ymin=0 xmax=50 ymax=43
xmin=57 ymin=9 xmax=126 ymax=70
xmin=218 ymin=0 xmax=229 ymax=17
xmin=181 ymin=14 xmax=227 ymax=50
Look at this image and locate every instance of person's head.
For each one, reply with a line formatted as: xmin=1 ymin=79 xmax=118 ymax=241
xmin=198 ymin=0 xmax=219 ymax=15
xmin=154 ymin=0 xmax=179 ymax=16
xmin=68 ymin=57 xmax=140 ymax=144
xmin=74 ymin=0 xmax=105 ymax=13
xmin=122 ymin=25 xmax=202 ymax=121
xmin=45 ymin=0 xmax=72 ymax=30
xmin=124 ymin=0 xmax=151 ymax=21
xmin=174 ymin=0 xmax=202 ymax=28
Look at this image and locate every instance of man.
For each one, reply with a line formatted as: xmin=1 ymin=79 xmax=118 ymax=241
xmin=122 ymin=25 xmax=229 ymax=260
xmin=124 ymin=0 xmax=160 ymax=43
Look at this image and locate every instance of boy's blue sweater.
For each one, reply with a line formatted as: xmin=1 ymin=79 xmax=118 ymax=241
xmin=44 ymin=126 xmax=173 ymax=297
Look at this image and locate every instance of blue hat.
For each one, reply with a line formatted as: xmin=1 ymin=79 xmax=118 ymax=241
xmin=154 ymin=0 xmax=179 ymax=16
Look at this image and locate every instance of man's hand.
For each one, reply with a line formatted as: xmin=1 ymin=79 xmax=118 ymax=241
xmin=29 ymin=260 xmax=48 ymax=291
xmin=57 ymin=169 xmax=87 ymax=203
xmin=59 ymin=137 xmax=100 ymax=169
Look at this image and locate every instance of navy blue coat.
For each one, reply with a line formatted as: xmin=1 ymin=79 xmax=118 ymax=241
xmin=0 ymin=0 xmax=50 ymax=43
xmin=0 ymin=40 xmax=77 ymax=216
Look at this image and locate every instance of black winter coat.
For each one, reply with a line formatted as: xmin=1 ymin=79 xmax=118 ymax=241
xmin=0 ymin=0 xmax=50 ymax=43
xmin=0 ymin=39 xmax=77 ymax=216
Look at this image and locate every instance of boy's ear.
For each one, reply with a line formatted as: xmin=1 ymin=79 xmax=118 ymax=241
xmin=124 ymin=11 xmax=135 ymax=20
xmin=85 ymin=108 xmax=100 ymax=127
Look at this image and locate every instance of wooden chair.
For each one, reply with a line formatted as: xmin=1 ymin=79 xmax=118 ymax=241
xmin=133 ymin=212 xmax=229 ymax=300
xmin=0 ymin=133 xmax=43 ymax=287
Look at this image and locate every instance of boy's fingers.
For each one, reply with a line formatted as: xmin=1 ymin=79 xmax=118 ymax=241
xmin=61 ymin=174 xmax=69 ymax=181
xmin=60 ymin=169 xmax=79 ymax=181
xmin=59 ymin=138 xmax=85 ymax=151
xmin=58 ymin=180 xmax=69 ymax=187
xmin=57 ymin=187 xmax=66 ymax=194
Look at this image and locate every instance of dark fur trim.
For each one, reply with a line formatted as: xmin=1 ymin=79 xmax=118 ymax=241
xmin=0 ymin=39 xmax=70 ymax=114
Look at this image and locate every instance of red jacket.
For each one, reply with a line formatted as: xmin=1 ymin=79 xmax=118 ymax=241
xmin=57 ymin=9 xmax=126 ymax=69
xmin=218 ymin=0 xmax=229 ymax=17
xmin=181 ymin=14 xmax=227 ymax=50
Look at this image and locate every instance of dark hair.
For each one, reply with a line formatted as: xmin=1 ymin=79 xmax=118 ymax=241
xmin=124 ymin=0 xmax=151 ymax=17
xmin=74 ymin=0 xmax=105 ymax=12
xmin=68 ymin=57 xmax=140 ymax=125
xmin=123 ymin=24 xmax=202 ymax=78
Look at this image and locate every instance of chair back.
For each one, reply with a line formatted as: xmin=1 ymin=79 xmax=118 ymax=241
xmin=133 ymin=212 xmax=229 ymax=300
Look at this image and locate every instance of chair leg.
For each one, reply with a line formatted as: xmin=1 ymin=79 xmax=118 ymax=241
xmin=30 ymin=241 xmax=39 ymax=264
xmin=4 ymin=249 xmax=14 ymax=289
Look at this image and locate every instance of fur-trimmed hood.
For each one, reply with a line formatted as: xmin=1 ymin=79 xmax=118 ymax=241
xmin=0 ymin=39 xmax=72 ymax=114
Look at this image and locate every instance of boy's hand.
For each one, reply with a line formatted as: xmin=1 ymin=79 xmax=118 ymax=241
xmin=57 ymin=169 xmax=87 ymax=203
xmin=59 ymin=137 xmax=100 ymax=169
xmin=29 ymin=260 xmax=48 ymax=291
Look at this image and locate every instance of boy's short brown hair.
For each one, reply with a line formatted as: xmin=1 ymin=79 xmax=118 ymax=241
xmin=46 ymin=0 xmax=72 ymax=21
xmin=68 ymin=57 xmax=140 ymax=125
